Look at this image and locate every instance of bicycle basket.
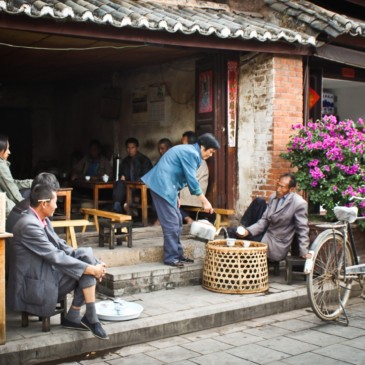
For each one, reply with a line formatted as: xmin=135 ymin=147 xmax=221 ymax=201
xmin=334 ymin=206 xmax=358 ymax=223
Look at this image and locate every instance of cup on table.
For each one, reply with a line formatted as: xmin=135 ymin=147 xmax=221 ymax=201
xmin=243 ymin=240 xmax=250 ymax=248
xmin=85 ymin=176 xmax=91 ymax=181
xmin=226 ymin=238 xmax=236 ymax=247
xmin=102 ymin=174 xmax=109 ymax=183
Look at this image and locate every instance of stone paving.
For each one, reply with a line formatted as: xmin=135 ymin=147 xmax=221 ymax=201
xmin=58 ymin=297 xmax=365 ymax=365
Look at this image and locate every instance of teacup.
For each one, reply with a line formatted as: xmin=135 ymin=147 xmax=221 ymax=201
xmin=85 ymin=176 xmax=91 ymax=181
xmin=243 ymin=240 xmax=250 ymax=248
xmin=102 ymin=175 xmax=109 ymax=182
xmin=226 ymin=238 xmax=236 ymax=247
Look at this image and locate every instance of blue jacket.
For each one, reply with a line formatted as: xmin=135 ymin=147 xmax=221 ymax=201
xmin=142 ymin=143 xmax=202 ymax=207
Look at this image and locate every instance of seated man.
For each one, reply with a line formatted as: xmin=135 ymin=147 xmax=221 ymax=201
xmin=113 ymin=137 xmax=153 ymax=213
xmin=71 ymin=139 xmax=112 ymax=181
xmin=7 ymin=184 xmax=109 ymax=339
xmin=234 ymin=173 xmax=310 ymax=261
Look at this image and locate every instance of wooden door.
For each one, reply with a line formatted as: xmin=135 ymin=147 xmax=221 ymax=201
xmin=195 ymin=54 xmax=237 ymax=209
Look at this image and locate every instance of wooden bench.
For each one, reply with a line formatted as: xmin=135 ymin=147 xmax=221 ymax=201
xmin=80 ymin=208 xmax=132 ymax=233
xmin=51 ymin=219 xmax=94 ymax=249
xmin=182 ymin=207 xmax=235 ymax=229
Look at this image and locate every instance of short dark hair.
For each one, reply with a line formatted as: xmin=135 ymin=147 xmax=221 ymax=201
xmin=0 ymin=134 xmax=9 ymax=153
xmin=30 ymin=184 xmax=55 ymax=208
xmin=31 ymin=173 xmax=60 ymax=190
xmin=158 ymin=138 xmax=172 ymax=148
xmin=125 ymin=137 xmax=139 ymax=147
xmin=198 ymin=133 xmax=220 ymax=150
xmin=280 ymin=173 xmax=297 ymax=188
xmin=182 ymin=131 xmax=197 ymax=144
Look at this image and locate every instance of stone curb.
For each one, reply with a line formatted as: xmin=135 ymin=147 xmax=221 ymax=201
xmin=0 ymin=286 xmax=309 ymax=365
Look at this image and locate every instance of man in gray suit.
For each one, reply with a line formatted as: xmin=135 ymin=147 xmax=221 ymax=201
xmin=7 ymin=184 xmax=109 ymax=339
xmin=237 ymin=173 xmax=310 ymax=261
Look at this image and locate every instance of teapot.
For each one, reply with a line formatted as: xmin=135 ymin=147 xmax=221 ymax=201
xmin=189 ymin=211 xmax=227 ymax=240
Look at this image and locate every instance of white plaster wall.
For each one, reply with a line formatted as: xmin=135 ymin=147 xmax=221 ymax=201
xmin=116 ymin=58 xmax=197 ymax=164
xmin=236 ymin=54 xmax=274 ymax=216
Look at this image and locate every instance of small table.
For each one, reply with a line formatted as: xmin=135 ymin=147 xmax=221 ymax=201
xmin=124 ymin=181 xmax=149 ymax=226
xmin=56 ymin=188 xmax=73 ymax=220
xmin=72 ymin=180 xmax=114 ymax=209
xmin=0 ymin=232 xmax=13 ymax=345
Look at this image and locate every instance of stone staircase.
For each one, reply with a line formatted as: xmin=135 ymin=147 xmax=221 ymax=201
xmin=71 ymin=224 xmax=209 ymax=297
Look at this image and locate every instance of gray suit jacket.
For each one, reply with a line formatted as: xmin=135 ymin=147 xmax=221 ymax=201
xmin=7 ymin=209 xmax=92 ymax=317
xmin=247 ymin=192 xmax=309 ymax=261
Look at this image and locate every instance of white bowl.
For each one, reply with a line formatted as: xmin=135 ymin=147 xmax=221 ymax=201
xmin=85 ymin=176 xmax=91 ymax=181
xmin=243 ymin=240 xmax=250 ymax=248
xmin=102 ymin=176 xmax=109 ymax=182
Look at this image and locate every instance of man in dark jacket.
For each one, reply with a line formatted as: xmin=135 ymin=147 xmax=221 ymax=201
xmin=113 ymin=137 xmax=153 ymax=213
xmin=7 ymin=184 xmax=109 ymax=339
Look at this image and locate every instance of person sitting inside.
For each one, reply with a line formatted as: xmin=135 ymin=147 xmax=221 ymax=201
xmin=0 ymin=134 xmax=32 ymax=216
xmin=232 ymin=173 xmax=311 ymax=261
xmin=7 ymin=183 xmax=109 ymax=339
xmin=71 ymin=139 xmax=112 ymax=181
xmin=179 ymin=131 xmax=209 ymax=224
xmin=113 ymin=137 xmax=153 ymax=214
xmin=156 ymin=138 xmax=172 ymax=163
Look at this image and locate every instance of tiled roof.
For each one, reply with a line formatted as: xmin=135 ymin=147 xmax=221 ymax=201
xmin=265 ymin=0 xmax=365 ymax=38
xmin=0 ymin=0 xmax=317 ymax=45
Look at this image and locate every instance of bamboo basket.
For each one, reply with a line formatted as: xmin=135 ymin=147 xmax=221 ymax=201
xmin=202 ymin=239 xmax=269 ymax=294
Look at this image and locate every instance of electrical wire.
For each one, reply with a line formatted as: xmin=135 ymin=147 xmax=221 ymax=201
xmin=0 ymin=42 xmax=146 ymax=52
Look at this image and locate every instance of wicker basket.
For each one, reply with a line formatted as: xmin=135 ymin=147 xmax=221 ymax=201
xmin=202 ymin=239 xmax=269 ymax=294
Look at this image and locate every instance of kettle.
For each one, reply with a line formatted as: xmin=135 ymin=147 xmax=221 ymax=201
xmin=189 ymin=211 xmax=226 ymax=241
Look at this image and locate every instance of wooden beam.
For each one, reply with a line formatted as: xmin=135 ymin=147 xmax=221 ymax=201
xmin=0 ymin=13 xmax=313 ymax=55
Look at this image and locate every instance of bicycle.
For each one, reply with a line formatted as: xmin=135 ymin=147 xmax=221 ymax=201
xmin=306 ymin=198 xmax=365 ymax=326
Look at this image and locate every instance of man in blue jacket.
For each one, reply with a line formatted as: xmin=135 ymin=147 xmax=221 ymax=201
xmin=142 ymin=133 xmax=219 ymax=267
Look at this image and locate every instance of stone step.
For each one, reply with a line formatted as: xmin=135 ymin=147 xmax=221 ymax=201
xmin=58 ymin=224 xmax=208 ymax=268
xmin=98 ymin=260 xmax=204 ymax=296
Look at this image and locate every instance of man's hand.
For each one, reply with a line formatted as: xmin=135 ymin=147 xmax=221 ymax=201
xmin=85 ymin=263 xmax=107 ymax=282
xmin=302 ymin=252 xmax=312 ymax=259
xmin=202 ymin=200 xmax=214 ymax=214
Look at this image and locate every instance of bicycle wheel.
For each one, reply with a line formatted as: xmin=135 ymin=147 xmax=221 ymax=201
xmin=307 ymin=230 xmax=354 ymax=321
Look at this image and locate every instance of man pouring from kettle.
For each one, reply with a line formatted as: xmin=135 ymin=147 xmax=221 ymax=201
xmin=142 ymin=133 xmax=220 ymax=268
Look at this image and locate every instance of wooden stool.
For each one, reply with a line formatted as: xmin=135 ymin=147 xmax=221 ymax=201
xmin=21 ymin=297 xmax=67 ymax=332
xmin=99 ymin=220 xmax=133 ymax=249
xmin=285 ymin=256 xmax=306 ymax=284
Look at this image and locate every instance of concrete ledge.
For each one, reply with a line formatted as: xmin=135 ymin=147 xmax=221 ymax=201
xmin=1 ymin=284 xmax=310 ymax=365
xmin=98 ymin=261 xmax=204 ymax=296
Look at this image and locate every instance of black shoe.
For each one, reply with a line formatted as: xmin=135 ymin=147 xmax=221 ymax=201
xmin=180 ymin=257 xmax=194 ymax=263
xmin=61 ymin=317 xmax=89 ymax=331
xmin=80 ymin=316 xmax=109 ymax=340
xmin=166 ymin=261 xmax=184 ymax=268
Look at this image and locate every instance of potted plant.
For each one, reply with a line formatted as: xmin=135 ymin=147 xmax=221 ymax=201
xmin=281 ymin=115 xmax=365 ymax=233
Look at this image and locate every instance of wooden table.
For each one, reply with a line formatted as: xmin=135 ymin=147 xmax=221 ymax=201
xmin=72 ymin=180 xmax=114 ymax=209
xmin=56 ymin=187 xmax=73 ymax=220
xmin=125 ymin=181 xmax=149 ymax=226
xmin=0 ymin=232 xmax=13 ymax=345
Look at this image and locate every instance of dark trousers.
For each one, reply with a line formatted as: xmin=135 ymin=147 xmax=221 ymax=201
xmin=58 ymin=248 xmax=97 ymax=306
xmin=228 ymin=197 xmax=267 ymax=241
xmin=113 ymin=180 xmax=126 ymax=212
xmin=150 ymin=190 xmax=184 ymax=264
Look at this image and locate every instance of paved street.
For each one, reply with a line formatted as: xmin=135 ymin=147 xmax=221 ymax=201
xmin=58 ymin=297 xmax=365 ymax=365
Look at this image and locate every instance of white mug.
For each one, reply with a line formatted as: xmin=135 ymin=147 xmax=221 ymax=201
xmin=226 ymin=238 xmax=236 ymax=247
xmin=85 ymin=176 xmax=91 ymax=181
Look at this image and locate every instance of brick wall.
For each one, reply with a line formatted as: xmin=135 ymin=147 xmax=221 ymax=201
xmin=236 ymin=53 xmax=303 ymax=216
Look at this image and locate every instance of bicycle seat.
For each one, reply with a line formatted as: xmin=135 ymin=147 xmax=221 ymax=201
xmin=334 ymin=206 xmax=358 ymax=223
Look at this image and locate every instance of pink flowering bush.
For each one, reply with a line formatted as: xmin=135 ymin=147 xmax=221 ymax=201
xmin=282 ymin=115 xmax=365 ymax=227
